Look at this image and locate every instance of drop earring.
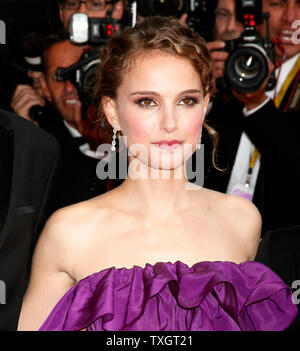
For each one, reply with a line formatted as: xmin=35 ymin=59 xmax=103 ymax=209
xmin=196 ymin=132 xmax=202 ymax=150
xmin=111 ymin=124 xmax=118 ymax=151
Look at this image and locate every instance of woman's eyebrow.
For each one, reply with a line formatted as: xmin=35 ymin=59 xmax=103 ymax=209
xmin=130 ymin=89 xmax=203 ymax=96
xmin=130 ymin=91 xmax=160 ymax=97
xmin=178 ymin=89 xmax=203 ymax=95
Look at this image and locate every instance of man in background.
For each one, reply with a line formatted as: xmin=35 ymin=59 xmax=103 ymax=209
xmin=58 ymin=0 xmax=124 ymax=29
xmin=12 ymin=35 xmax=119 ymax=207
xmin=0 ymin=109 xmax=60 ymax=330
xmin=10 ymin=0 xmax=125 ymax=115
xmin=204 ymin=0 xmax=300 ymax=232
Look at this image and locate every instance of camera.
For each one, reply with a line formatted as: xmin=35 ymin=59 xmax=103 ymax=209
xmin=186 ymin=1 xmax=218 ymax=41
xmin=69 ymin=13 xmax=121 ymax=45
xmin=56 ymin=49 xmax=101 ymax=118
xmin=222 ymin=0 xmax=275 ymax=94
xmin=56 ymin=12 xmax=122 ymax=117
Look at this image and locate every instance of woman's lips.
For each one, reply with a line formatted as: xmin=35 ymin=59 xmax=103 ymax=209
xmin=152 ymin=140 xmax=183 ymax=150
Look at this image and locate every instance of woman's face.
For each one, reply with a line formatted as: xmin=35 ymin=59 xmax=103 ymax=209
xmin=104 ymin=51 xmax=210 ymax=172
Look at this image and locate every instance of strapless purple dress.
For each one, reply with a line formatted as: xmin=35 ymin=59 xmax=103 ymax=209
xmin=39 ymin=261 xmax=297 ymax=331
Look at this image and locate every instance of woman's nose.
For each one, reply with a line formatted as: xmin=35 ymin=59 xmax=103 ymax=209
xmin=160 ymin=107 xmax=178 ymax=134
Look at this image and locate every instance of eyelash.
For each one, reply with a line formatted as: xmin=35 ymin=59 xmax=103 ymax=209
xmin=135 ymin=97 xmax=156 ymax=108
xmin=178 ymin=96 xmax=199 ymax=106
xmin=134 ymin=96 xmax=199 ymax=108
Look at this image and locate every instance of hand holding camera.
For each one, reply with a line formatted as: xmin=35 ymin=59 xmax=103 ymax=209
xmin=209 ymin=0 xmax=275 ymax=94
xmin=10 ymin=82 xmax=45 ymax=124
xmin=232 ymin=58 xmax=275 ymax=111
xmin=206 ymin=40 xmax=229 ymax=80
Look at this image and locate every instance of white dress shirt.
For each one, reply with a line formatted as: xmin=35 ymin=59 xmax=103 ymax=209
xmin=63 ymin=120 xmax=109 ymax=160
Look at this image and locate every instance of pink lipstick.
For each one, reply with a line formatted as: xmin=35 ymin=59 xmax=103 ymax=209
xmin=153 ymin=140 xmax=182 ymax=150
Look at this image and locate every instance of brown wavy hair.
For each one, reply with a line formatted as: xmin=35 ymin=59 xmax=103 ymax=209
xmin=85 ymin=16 xmax=219 ymax=168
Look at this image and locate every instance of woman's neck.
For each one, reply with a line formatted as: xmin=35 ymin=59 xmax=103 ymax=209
xmin=118 ymin=162 xmax=199 ymax=220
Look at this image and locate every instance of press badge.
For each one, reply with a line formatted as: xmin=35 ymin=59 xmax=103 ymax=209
xmin=230 ymin=147 xmax=260 ymax=202
xmin=231 ymin=183 xmax=254 ymax=202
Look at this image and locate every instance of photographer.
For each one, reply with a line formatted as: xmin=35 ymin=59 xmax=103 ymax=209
xmin=13 ymin=34 xmax=120 ymax=207
xmin=233 ymin=0 xmax=300 ymax=231
xmin=204 ymin=0 xmax=300 ymax=233
xmin=207 ymin=0 xmax=244 ymax=80
xmin=203 ymin=0 xmax=260 ymax=202
xmin=10 ymin=0 xmax=125 ymax=122
xmin=58 ymin=0 xmax=124 ymax=29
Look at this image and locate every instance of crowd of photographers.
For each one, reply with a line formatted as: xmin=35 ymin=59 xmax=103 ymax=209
xmin=0 ymin=0 xmax=300 ymax=330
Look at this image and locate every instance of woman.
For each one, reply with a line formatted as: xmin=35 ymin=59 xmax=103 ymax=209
xmin=18 ymin=17 xmax=297 ymax=331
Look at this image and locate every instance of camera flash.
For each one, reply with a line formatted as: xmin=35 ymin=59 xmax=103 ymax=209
xmin=69 ymin=13 xmax=89 ymax=44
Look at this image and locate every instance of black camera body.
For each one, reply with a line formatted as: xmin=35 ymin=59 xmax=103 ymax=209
xmin=222 ymin=0 xmax=275 ymax=93
xmin=55 ymin=13 xmax=122 ymax=118
xmin=69 ymin=13 xmax=121 ymax=45
xmin=56 ymin=49 xmax=101 ymax=118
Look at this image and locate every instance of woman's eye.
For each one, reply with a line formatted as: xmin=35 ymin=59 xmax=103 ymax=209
xmin=136 ymin=98 xmax=157 ymax=107
xmin=178 ymin=97 xmax=198 ymax=106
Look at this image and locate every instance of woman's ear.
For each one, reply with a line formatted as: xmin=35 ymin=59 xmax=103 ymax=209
xmin=102 ymin=96 xmax=120 ymax=131
xmin=203 ymin=94 xmax=210 ymax=117
xmin=39 ymin=73 xmax=53 ymax=103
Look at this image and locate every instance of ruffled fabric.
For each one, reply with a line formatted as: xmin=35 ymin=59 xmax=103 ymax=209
xmin=39 ymin=261 xmax=297 ymax=331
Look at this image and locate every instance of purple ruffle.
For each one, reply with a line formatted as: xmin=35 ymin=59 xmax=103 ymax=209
xmin=39 ymin=261 xmax=297 ymax=331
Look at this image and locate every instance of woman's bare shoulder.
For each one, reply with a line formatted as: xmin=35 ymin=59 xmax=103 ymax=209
xmin=223 ymin=194 xmax=261 ymax=232
xmin=201 ymin=187 xmax=261 ymax=223
xmin=41 ymin=191 xmax=119 ymax=248
xmin=219 ymin=192 xmax=261 ymax=258
xmin=200 ymin=188 xmax=261 ymax=251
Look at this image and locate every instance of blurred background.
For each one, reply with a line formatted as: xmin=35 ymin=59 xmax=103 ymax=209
xmin=0 ymin=0 xmax=218 ymax=110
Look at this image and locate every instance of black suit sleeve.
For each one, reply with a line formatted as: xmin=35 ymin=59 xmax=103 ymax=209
xmin=244 ymin=100 xmax=300 ymax=155
xmin=254 ymin=231 xmax=271 ymax=266
xmin=255 ymin=226 xmax=300 ymax=330
xmin=28 ymin=143 xmax=62 ymax=270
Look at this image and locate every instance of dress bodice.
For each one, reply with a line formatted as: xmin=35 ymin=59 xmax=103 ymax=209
xmin=39 ymin=261 xmax=297 ymax=331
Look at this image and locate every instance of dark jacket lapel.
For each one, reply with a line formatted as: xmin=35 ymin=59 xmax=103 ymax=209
xmin=0 ymin=122 xmax=14 ymax=235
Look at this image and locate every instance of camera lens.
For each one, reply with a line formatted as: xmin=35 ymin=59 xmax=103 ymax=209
xmin=224 ymin=45 xmax=268 ymax=93
xmin=234 ymin=54 xmax=260 ymax=80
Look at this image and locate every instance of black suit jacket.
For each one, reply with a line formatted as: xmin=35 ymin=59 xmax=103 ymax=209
xmin=255 ymin=225 xmax=300 ymax=330
xmin=244 ymin=100 xmax=300 ymax=232
xmin=204 ymin=93 xmax=300 ymax=234
xmin=203 ymin=95 xmax=246 ymax=193
xmin=0 ymin=109 xmax=60 ymax=330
